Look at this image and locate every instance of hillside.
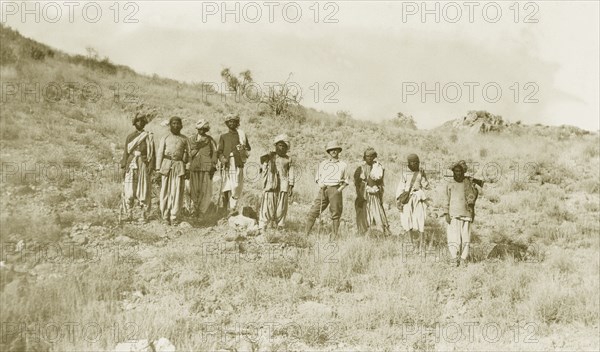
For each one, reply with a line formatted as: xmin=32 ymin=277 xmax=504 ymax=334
xmin=437 ymin=110 xmax=595 ymax=139
xmin=1 ymin=24 xmax=599 ymax=352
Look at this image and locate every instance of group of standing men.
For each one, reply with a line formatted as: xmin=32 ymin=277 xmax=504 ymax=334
xmin=120 ymin=113 xmax=249 ymax=226
xmin=120 ymin=113 xmax=483 ymax=266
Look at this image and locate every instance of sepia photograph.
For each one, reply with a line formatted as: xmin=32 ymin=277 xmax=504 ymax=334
xmin=0 ymin=1 xmax=599 ymax=351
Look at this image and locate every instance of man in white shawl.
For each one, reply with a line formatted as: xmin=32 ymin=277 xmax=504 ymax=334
xmin=120 ymin=113 xmax=155 ymax=223
xmin=354 ymin=148 xmax=391 ymax=236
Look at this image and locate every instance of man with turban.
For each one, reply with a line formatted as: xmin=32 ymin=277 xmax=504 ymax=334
xmin=156 ymin=116 xmax=191 ymax=226
xmin=120 ymin=112 xmax=155 ymax=223
xmin=258 ymin=134 xmax=295 ymax=231
xmin=216 ymin=113 xmax=251 ymax=215
xmin=443 ymin=160 xmax=484 ymax=267
xmin=186 ymin=119 xmax=217 ymax=218
xmin=354 ymin=147 xmax=390 ymax=236
xmin=396 ymin=153 xmax=431 ymax=253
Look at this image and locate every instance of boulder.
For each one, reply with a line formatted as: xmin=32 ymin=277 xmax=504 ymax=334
xmin=153 ymin=338 xmax=176 ymax=352
xmin=178 ymin=221 xmax=192 ymax=229
xmin=72 ymin=233 xmax=88 ymax=245
xmin=228 ymin=215 xmax=258 ymax=231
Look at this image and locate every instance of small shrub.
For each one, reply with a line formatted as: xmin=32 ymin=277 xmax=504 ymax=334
xmin=89 ymin=182 xmax=121 ymax=208
xmin=260 ymin=257 xmax=297 ymax=279
xmin=70 ymin=180 xmax=91 ymax=198
xmin=0 ymin=45 xmax=17 ymax=65
xmin=510 ymin=181 xmax=527 ymax=192
xmin=30 ymin=46 xmax=49 ymax=60
xmin=43 ymin=191 xmax=66 ymax=206
xmin=479 ymin=147 xmax=488 ymax=158
xmin=549 ymin=253 xmax=575 ymax=274
xmin=546 ymin=204 xmax=576 ymax=223
xmin=583 ymin=143 xmax=599 ymax=158
xmin=0 ymin=123 xmax=20 ymax=140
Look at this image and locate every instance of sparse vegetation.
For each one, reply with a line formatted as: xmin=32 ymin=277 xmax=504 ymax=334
xmin=391 ymin=112 xmax=418 ymax=129
xmin=0 ymin=24 xmax=598 ymax=352
xmin=259 ymin=73 xmax=302 ymax=117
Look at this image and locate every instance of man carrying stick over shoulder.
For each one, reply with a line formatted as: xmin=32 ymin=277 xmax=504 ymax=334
xmin=258 ymin=134 xmax=295 ymax=232
xmin=443 ymin=160 xmax=484 ymax=267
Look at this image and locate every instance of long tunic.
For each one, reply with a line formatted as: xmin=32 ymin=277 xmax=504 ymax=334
xmin=121 ymin=130 xmax=155 ymax=212
xmin=354 ymin=161 xmax=389 ymax=234
xmin=186 ymin=133 xmax=217 ymax=214
xmin=259 ymin=154 xmax=295 ymax=229
xmin=395 ymin=170 xmax=430 ymax=232
xmin=157 ymin=133 xmax=190 ymax=221
xmin=217 ymin=129 xmax=251 ymax=210
xmin=216 ymin=130 xmax=251 ymax=167
xmin=444 ymin=179 xmax=477 ymax=260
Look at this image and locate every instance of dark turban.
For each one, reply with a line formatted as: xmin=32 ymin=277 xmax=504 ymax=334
xmin=407 ymin=154 xmax=419 ymax=163
xmin=364 ymin=148 xmax=377 ymax=159
xmin=132 ymin=112 xmax=148 ymax=125
xmin=450 ymin=160 xmax=468 ymax=172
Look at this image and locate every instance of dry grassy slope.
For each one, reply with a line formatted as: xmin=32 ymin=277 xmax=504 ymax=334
xmin=1 ymin=25 xmax=599 ymax=351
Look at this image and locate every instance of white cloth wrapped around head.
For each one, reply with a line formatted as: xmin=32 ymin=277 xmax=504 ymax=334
xmin=273 ymin=134 xmax=290 ymax=149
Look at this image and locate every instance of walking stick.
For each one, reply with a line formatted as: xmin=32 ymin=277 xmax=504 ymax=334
xmin=118 ymin=169 xmax=127 ymax=225
xmin=118 ymin=187 xmax=125 ymax=225
xmin=217 ymin=163 xmax=224 ymax=217
xmin=317 ymin=186 xmax=323 ymax=237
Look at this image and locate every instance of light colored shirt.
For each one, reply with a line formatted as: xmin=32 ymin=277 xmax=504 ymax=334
xmin=443 ymin=179 xmax=471 ymax=218
xmin=395 ymin=170 xmax=430 ymax=199
xmin=315 ymin=159 xmax=349 ymax=187
xmin=156 ymin=134 xmax=191 ymax=175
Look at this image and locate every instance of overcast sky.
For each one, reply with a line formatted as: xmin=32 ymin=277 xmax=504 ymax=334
xmin=3 ymin=1 xmax=599 ymax=130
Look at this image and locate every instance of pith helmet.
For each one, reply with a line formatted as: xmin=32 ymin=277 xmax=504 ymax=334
xmin=325 ymin=141 xmax=342 ymax=152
